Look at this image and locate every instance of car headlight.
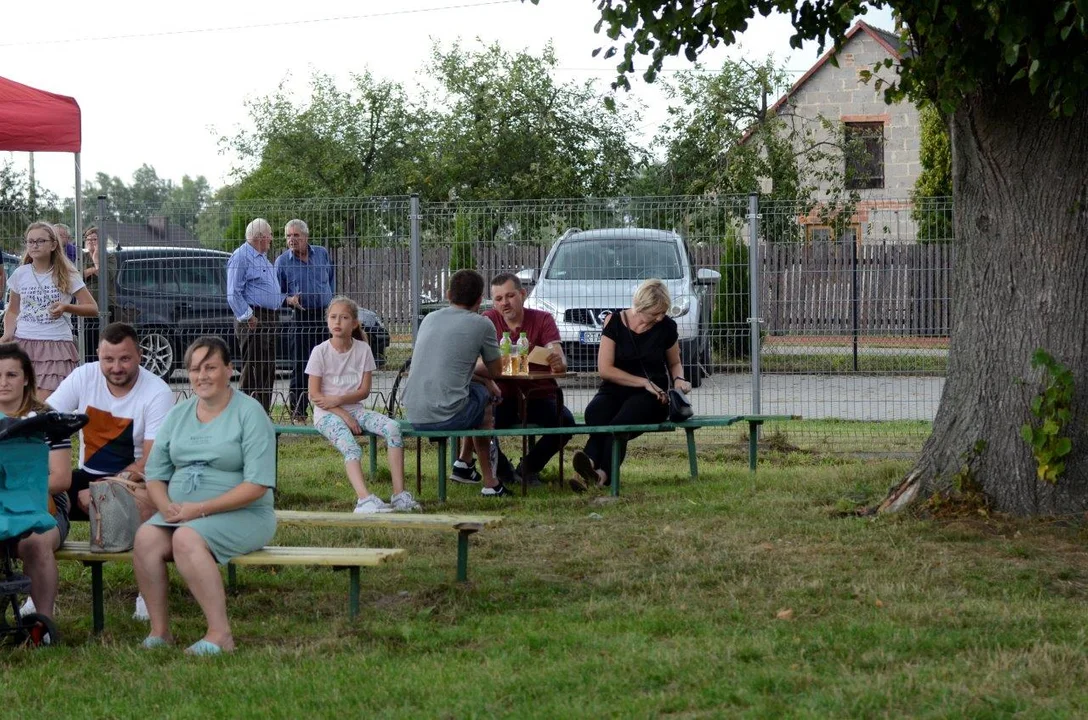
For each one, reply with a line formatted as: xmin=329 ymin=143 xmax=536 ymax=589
xmin=669 ymin=297 xmax=691 ymax=318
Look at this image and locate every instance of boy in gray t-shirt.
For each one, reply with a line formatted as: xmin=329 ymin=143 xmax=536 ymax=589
xmin=403 ymin=270 xmax=507 ymax=496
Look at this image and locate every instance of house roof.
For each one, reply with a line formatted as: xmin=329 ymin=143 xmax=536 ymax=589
xmin=739 ymin=20 xmax=906 ymax=144
xmin=99 ymin=218 xmax=199 ymax=249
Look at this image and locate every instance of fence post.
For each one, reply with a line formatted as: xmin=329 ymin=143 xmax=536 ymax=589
xmin=75 ymin=155 xmax=85 ymax=363
xmin=748 ymin=193 xmax=762 ymax=422
xmin=96 ymin=195 xmax=108 ymax=327
xmin=851 ymin=233 xmax=859 ymax=371
xmin=410 ymin=193 xmax=421 ymax=342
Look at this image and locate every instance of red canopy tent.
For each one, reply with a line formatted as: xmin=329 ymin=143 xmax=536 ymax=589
xmin=0 ymin=75 xmax=94 ymax=325
xmin=0 ymin=75 xmax=81 ymax=152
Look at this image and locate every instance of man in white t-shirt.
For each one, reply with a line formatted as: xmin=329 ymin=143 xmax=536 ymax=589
xmin=47 ymin=322 xmax=175 ymax=520
xmin=26 ymin=322 xmax=175 ymax=621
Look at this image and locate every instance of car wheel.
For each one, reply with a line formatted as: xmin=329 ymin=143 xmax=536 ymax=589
xmin=684 ymin=339 xmax=705 ymax=389
xmin=140 ymin=331 xmax=175 ymax=380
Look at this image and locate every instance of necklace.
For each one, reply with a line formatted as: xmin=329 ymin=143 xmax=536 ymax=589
xmin=30 ymin=265 xmax=55 ymax=292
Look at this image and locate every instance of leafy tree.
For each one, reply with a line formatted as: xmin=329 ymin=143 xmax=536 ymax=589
xmin=0 ymin=161 xmax=60 ymax=250
xmin=587 ymin=0 xmax=1088 ymax=516
xmin=911 ymin=103 xmax=952 ymax=243
xmin=423 ymin=40 xmax=641 ymax=202
xmin=448 ymin=211 xmax=476 ymax=271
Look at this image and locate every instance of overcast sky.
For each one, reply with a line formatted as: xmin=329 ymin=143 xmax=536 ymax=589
xmin=2 ymin=0 xmax=892 ymax=199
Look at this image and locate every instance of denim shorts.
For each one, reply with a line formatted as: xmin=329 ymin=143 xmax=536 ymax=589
xmin=411 ymin=383 xmax=489 ymax=432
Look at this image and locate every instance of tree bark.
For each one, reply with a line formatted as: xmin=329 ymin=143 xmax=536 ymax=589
xmin=895 ymin=89 xmax=1088 ymax=515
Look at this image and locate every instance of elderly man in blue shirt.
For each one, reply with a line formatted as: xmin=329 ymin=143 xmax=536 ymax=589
xmin=227 ymin=218 xmax=301 ymax=413
xmin=274 ymin=218 xmax=335 ymax=422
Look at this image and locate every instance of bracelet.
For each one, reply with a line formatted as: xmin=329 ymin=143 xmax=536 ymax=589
xmin=200 ymin=504 xmax=207 ymax=518
xmin=673 ymin=376 xmax=687 ymax=385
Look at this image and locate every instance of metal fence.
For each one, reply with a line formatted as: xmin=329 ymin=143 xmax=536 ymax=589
xmin=0 ymin=193 xmax=954 ymax=453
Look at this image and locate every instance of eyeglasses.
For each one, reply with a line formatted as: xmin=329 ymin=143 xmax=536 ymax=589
xmin=24 ymin=239 xmax=53 ymax=247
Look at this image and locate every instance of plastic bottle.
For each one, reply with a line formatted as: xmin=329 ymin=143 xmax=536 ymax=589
xmin=499 ymin=331 xmax=513 ymax=376
xmin=516 ymin=332 xmax=530 ymax=375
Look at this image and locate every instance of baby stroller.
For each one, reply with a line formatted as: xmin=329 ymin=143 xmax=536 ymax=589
xmin=0 ymin=411 xmax=88 ymax=648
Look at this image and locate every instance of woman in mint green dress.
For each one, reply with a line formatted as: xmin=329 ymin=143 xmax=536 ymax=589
xmin=133 ymin=336 xmax=276 ymax=655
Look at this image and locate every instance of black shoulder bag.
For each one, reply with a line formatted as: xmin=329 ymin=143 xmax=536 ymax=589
xmin=620 ymin=311 xmax=693 ymax=422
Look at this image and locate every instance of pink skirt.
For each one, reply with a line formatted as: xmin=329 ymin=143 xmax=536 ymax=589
xmin=17 ymin=338 xmax=79 ymax=391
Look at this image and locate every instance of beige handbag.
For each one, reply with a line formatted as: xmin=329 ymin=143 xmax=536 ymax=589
xmin=87 ymin=473 xmax=156 ymax=553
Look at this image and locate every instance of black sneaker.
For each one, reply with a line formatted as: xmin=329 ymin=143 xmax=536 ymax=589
xmin=451 ymin=460 xmax=482 ymax=484
xmin=480 ymin=483 xmax=510 ymax=497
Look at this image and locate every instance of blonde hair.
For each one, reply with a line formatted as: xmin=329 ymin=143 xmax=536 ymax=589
xmin=23 ymin=221 xmax=77 ymax=295
xmin=327 ymin=296 xmax=369 ymax=345
xmin=631 ymin=278 xmax=671 ymax=315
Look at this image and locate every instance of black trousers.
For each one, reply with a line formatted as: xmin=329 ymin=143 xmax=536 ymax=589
xmin=493 ymin=396 xmax=576 ymax=476
xmin=583 ymin=388 xmax=669 ymax=474
xmin=237 ymin=308 xmax=278 ymax=413
xmin=287 ymin=308 xmax=327 ymax=417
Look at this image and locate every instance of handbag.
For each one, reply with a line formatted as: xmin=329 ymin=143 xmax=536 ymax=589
xmin=88 ymin=473 xmax=156 ymax=553
xmin=621 ymin=311 xmax=695 ymax=423
xmin=667 ymin=387 xmax=694 ymax=422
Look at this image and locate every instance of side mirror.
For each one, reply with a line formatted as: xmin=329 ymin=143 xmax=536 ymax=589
xmin=516 ymin=268 xmax=538 ymax=286
xmin=696 ymin=268 xmax=722 ymax=284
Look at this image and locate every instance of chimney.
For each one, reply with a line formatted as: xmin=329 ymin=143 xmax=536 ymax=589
xmin=148 ymin=215 xmax=168 ymax=242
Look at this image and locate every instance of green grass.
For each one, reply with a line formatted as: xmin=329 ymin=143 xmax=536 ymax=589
xmin=726 ymin=352 xmax=948 ymax=375
xmin=7 ymin=432 xmax=1088 ymax=718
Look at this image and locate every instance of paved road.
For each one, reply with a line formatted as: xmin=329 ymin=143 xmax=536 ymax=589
xmin=175 ymin=370 xmax=942 ymax=422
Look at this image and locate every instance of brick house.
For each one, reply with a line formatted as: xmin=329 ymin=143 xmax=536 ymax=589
xmin=760 ymin=20 xmax=923 ymax=243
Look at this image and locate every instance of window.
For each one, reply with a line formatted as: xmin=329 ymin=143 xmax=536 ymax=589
xmin=119 ymin=259 xmax=179 ymax=293
xmin=545 ymin=239 xmax=683 ymax=280
xmin=805 ymin=225 xmax=860 ymax=244
xmin=844 ymin=122 xmax=884 ymax=190
xmin=177 ymin=259 xmax=225 ymax=295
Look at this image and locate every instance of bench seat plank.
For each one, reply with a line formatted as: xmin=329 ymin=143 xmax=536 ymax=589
xmin=57 ymin=541 xmax=404 ymax=567
xmin=275 ymin=510 xmax=502 ymax=532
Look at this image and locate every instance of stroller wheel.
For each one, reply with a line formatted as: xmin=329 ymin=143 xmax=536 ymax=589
xmin=19 ymin=613 xmax=59 ymax=648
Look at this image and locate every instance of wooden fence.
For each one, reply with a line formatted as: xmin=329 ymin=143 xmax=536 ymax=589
xmin=334 ymin=242 xmax=955 ymax=337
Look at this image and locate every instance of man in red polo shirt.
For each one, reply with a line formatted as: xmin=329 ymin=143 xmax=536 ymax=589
xmin=450 ymin=273 xmax=576 ymax=486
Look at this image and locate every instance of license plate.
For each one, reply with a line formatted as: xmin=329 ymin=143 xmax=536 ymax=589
xmin=580 ymin=331 xmax=602 ymax=344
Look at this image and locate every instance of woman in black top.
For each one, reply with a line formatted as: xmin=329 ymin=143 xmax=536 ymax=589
xmin=571 ymin=279 xmax=693 ymax=491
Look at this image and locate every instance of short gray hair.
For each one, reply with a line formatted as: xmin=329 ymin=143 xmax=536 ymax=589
xmin=53 ymin=223 xmax=71 ymax=237
xmin=285 ymin=219 xmax=309 ymax=236
xmin=245 ymin=218 xmax=273 ymax=241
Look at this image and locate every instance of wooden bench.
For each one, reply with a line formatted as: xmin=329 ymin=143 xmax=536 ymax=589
xmin=275 ymin=510 xmax=502 ymax=582
xmin=275 ymin=414 xmax=799 ymax=501
xmin=56 ymin=541 xmax=405 ymax=633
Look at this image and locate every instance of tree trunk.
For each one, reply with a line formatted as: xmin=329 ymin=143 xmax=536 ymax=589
xmin=894 ymin=89 xmax=1088 ymax=516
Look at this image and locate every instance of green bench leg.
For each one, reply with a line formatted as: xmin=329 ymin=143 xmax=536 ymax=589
xmin=686 ymin=428 xmax=698 ymax=478
xmin=87 ymin=561 xmax=104 ymax=634
xmin=228 ymin=564 xmax=237 ymax=592
xmin=456 ymin=529 xmax=476 ymax=582
xmin=437 ymin=438 xmax=448 ymax=502
xmin=368 ymin=435 xmax=378 ymax=479
xmin=748 ymin=421 xmax=760 ymax=472
xmin=610 ymin=436 xmax=622 ymax=496
xmin=348 ymin=567 xmax=360 ymax=620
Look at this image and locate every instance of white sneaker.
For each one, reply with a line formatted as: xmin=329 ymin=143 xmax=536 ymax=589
xmin=354 ymin=495 xmax=393 ymax=514
xmin=390 ymin=491 xmax=422 ymax=513
xmin=19 ymin=596 xmax=36 ymax=617
xmin=133 ymin=594 xmax=149 ymax=621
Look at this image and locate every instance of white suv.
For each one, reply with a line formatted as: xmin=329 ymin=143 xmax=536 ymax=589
xmin=518 ymin=228 xmax=720 ymax=387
